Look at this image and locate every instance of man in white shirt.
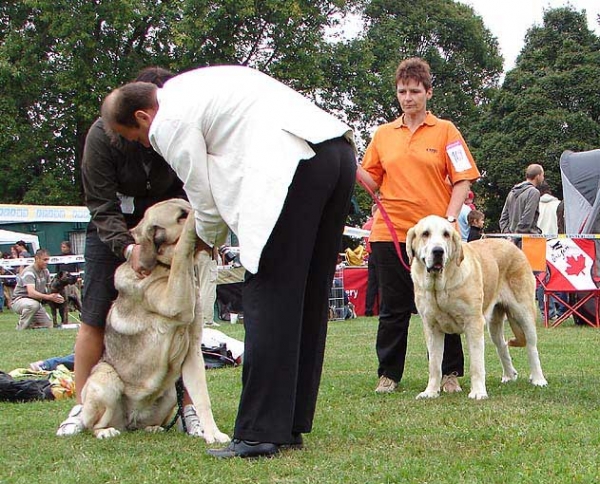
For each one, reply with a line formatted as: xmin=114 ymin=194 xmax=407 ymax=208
xmin=101 ymin=66 xmax=356 ymax=458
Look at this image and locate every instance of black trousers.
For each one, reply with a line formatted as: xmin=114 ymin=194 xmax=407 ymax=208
xmin=364 ymin=250 xmax=379 ymax=315
xmin=372 ymin=242 xmax=464 ymax=383
xmin=234 ymin=137 xmax=356 ymax=444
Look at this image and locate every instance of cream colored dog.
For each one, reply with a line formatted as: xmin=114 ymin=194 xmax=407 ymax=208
xmin=79 ymin=199 xmax=229 ymax=442
xmin=406 ymin=215 xmax=547 ymax=400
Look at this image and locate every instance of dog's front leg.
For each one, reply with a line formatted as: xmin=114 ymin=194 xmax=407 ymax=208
xmin=181 ymin=330 xmax=230 ymax=444
xmin=150 ymin=213 xmax=200 ymax=320
xmin=464 ymin=319 xmax=488 ymax=400
xmin=417 ymin=322 xmax=444 ymax=399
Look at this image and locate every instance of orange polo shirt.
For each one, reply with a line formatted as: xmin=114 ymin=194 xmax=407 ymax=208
xmin=362 ymin=112 xmax=480 ymax=242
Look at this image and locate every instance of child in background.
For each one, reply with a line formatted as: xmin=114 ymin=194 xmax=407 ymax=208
xmin=467 ymin=210 xmax=485 ymax=242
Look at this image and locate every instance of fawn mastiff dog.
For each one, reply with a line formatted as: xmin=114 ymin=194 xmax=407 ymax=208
xmin=80 ymin=199 xmax=229 ymax=442
xmin=406 ymin=215 xmax=547 ymax=400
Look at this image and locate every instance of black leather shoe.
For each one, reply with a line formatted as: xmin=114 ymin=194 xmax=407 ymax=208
xmin=280 ymin=433 xmax=303 ymax=450
xmin=207 ymin=439 xmax=279 ymax=459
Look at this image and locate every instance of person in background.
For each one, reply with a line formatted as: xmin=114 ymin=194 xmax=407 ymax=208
xmin=357 ymin=57 xmax=481 ymax=395
xmin=10 ymin=244 xmax=25 ymax=275
xmin=11 ymin=249 xmax=64 ymax=330
xmin=537 ymin=181 xmax=560 ymax=235
xmin=101 ymin=65 xmax=356 ymax=458
xmin=499 ymin=164 xmax=544 ymax=236
xmin=465 ymin=190 xmax=476 ymax=210
xmin=9 ymin=246 xmax=19 ymax=259
xmin=15 ymin=241 xmax=32 ymax=258
xmin=557 ymin=200 xmax=565 ymax=234
xmin=457 ymin=198 xmax=472 ymax=242
xmin=466 ymin=210 xmax=485 ymax=242
xmin=0 ymin=263 xmax=5 ymax=312
xmin=55 ymin=240 xmax=82 ymax=320
xmin=536 ymin=181 xmax=565 ymax=321
xmin=30 ymin=353 xmax=75 ymax=372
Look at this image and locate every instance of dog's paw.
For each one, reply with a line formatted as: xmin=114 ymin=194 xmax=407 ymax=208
xmin=203 ymin=429 xmax=230 ymax=444
xmin=468 ymin=390 xmax=488 ymax=400
xmin=530 ymin=375 xmax=548 ymax=387
xmin=95 ymin=427 xmax=121 ymax=439
xmin=416 ymin=390 xmax=440 ymax=399
xmin=501 ymin=371 xmax=518 ymax=383
xmin=144 ymin=425 xmax=165 ymax=433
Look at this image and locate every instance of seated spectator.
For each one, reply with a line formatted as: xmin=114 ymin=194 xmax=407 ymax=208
xmin=30 ymin=353 xmax=75 ymax=372
xmin=15 ymin=240 xmax=32 ymax=258
xmin=11 ymin=249 xmax=64 ymax=330
xmin=467 ymin=210 xmax=485 ymax=242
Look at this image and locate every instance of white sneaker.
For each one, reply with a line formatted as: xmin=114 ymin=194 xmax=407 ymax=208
xmin=56 ymin=404 xmax=84 ymax=436
xmin=178 ymin=404 xmax=204 ymax=437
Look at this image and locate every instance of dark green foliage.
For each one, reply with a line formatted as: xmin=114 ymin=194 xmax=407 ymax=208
xmin=0 ymin=0 xmax=357 ymax=205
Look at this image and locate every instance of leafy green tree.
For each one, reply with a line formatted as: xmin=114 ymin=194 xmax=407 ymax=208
xmin=472 ymin=7 xmax=600 ymax=230
xmin=0 ymin=0 xmax=357 ymax=205
xmin=322 ymin=0 xmax=502 ymax=143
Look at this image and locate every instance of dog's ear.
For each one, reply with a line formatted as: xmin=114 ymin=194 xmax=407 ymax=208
xmin=137 ymin=224 xmax=159 ymax=271
xmin=452 ymin=229 xmax=464 ymax=266
xmin=406 ymin=227 xmax=416 ymax=264
xmin=177 ymin=208 xmax=190 ymax=224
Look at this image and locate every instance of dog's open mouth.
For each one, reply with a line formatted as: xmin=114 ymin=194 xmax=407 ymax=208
xmin=427 ymin=262 xmax=444 ymax=273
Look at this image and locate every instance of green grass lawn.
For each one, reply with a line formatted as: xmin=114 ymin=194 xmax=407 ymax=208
xmin=1 ymin=310 xmax=599 ymax=484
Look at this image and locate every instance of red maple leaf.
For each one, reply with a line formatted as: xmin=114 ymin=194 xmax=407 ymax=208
xmin=565 ymin=254 xmax=586 ymax=276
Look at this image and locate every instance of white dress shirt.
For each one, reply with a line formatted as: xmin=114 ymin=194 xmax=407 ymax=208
xmin=149 ymin=66 xmax=354 ymax=273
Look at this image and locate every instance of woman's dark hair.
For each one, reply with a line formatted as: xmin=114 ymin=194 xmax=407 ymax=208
xmin=135 ymin=67 xmax=175 ymax=87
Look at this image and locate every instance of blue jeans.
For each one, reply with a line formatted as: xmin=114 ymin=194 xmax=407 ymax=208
xmin=41 ymin=353 xmax=74 ymax=371
xmin=536 ymin=285 xmax=566 ymax=319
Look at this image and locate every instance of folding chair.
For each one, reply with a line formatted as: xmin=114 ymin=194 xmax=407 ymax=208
xmin=536 ymin=238 xmax=600 ymax=328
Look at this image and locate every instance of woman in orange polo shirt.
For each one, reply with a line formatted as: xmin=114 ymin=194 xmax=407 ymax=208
xmin=358 ymin=57 xmax=480 ymax=394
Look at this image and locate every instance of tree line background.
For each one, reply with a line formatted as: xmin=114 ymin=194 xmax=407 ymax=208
xmin=1 ymin=0 xmax=599 ymax=231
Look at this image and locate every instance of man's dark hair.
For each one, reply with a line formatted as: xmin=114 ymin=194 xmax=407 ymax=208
xmin=101 ymin=82 xmax=157 ymax=128
xmin=35 ymin=248 xmax=50 ymax=259
xmin=135 ymin=67 xmax=175 ymax=87
xmin=538 ymin=181 xmax=552 ymax=195
xmin=395 ymin=57 xmax=432 ymax=90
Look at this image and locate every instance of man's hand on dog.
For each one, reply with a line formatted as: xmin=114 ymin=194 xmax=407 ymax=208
xmin=47 ymin=293 xmax=64 ymax=304
xmin=127 ymin=244 xmax=151 ymax=279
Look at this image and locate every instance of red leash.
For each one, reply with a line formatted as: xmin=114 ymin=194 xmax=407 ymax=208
xmin=358 ymin=178 xmax=411 ymax=271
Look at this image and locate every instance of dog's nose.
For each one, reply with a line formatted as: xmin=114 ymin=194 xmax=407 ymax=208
xmin=432 ymin=247 xmax=444 ymax=258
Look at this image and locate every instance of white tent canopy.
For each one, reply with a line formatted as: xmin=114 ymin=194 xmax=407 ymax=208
xmin=0 ymin=229 xmax=40 ymax=252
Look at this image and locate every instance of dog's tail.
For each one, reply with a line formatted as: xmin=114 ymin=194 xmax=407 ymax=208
xmin=507 ymin=319 xmax=527 ymax=347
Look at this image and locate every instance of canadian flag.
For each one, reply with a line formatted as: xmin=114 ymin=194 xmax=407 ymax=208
xmin=546 ymin=238 xmax=597 ymax=290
